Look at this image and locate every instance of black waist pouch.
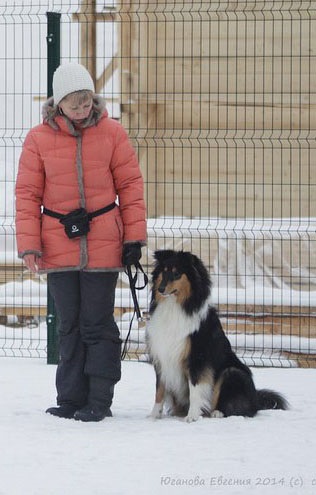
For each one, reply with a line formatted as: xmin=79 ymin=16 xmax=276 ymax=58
xmin=43 ymin=202 xmax=116 ymax=239
xmin=59 ymin=208 xmax=90 ymax=239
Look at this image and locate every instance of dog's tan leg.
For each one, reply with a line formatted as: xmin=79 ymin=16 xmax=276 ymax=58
xmin=149 ymin=372 xmax=165 ymax=419
xmin=210 ymin=376 xmax=223 ymax=416
xmin=210 ymin=376 xmax=225 ymax=418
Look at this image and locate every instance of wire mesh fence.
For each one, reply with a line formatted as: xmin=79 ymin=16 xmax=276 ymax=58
xmin=0 ymin=1 xmax=315 ymax=366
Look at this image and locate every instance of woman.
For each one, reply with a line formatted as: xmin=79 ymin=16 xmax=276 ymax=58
xmin=15 ymin=62 xmax=147 ymax=421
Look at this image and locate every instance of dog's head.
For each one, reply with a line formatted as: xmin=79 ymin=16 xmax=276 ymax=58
xmin=150 ymin=250 xmax=211 ymax=314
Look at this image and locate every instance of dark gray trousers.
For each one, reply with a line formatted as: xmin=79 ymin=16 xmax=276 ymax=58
xmin=48 ymin=271 xmax=121 ymax=409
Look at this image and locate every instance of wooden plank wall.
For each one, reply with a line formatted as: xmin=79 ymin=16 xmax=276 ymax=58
xmin=117 ymin=2 xmax=316 ymax=367
xmin=119 ymin=1 xmax=316 ymax=219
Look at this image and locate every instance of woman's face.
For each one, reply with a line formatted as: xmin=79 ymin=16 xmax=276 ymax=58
xmin=59 ymin=94 xmax=93 ymax=124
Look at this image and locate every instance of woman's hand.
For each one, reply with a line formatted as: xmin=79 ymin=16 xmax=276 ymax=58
xmin=23 ymin=254 xmax=39 ymax=273
xmin=122 ymin=242 xmax=142 ymax=266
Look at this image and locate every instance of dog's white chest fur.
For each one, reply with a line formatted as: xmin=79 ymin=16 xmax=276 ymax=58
xmin=147 ymin=297 xmax=201 ymax=398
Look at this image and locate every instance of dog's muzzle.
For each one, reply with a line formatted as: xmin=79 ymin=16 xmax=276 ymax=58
xmin=158 ymin=286 xmax=177 ymax=297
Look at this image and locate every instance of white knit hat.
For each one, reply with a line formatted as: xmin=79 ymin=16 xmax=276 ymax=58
xmin=52 ymin=62 xmax=95 ymax=105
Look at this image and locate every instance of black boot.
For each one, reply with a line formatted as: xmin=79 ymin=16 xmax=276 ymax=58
xmin=74 ymin=376 xmax=115 ymax=422
xmin=46 ymin=404 xmax=78 ymax=419
xmin=74 ymin=405 xmax=112 ymax=422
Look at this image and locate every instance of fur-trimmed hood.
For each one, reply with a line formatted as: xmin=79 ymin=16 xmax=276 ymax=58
xmin=42 ymin=95 xmax=108 ymax=134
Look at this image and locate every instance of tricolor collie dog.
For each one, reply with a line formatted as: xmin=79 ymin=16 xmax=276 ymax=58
xmin=146 ymin=250 xmax=288 ymax=422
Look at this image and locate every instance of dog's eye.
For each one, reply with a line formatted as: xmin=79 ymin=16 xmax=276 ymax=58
xmin=172 ymin=271 xmax=181 ymax=280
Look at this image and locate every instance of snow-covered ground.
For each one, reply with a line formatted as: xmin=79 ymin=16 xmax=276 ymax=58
xmin=0 ymin=358 xmax=315 ymax=495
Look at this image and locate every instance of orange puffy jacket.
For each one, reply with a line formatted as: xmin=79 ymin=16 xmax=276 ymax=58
xmin=15 ymin=97 xmax=147 ymax=272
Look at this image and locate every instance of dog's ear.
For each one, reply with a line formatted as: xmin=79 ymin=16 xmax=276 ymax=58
xmin=191 ymin=253 xmax=212 ymax=287
xmin=153 ymin=249 xmax=176 ymax=263
xmin=178 ymin=251 xmax=201 ymax=269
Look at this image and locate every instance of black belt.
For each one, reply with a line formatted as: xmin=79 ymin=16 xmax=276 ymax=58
xmin=42 ymin=202 xmax=116 ymax=221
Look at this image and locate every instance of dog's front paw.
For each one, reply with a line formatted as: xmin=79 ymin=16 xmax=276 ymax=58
xmin=148 ymin=402 xmax=163 ymax=419
xmin=184 ymin=410 xmax=201 ymax=423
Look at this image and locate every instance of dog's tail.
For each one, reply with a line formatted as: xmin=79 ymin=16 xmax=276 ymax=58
xmin=257 ymin=389 xmax=289 ymax=411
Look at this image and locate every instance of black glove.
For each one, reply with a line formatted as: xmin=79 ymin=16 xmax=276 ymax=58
xmin=122 ymin=242 xmax=142 ymax=266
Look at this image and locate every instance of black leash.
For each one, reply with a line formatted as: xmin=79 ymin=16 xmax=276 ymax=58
xmin=121 ymin=261 xmax=148 ymax=360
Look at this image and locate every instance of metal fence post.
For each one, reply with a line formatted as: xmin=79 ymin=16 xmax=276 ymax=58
xmin=46 ymin=12 xmax=61 ymax=364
